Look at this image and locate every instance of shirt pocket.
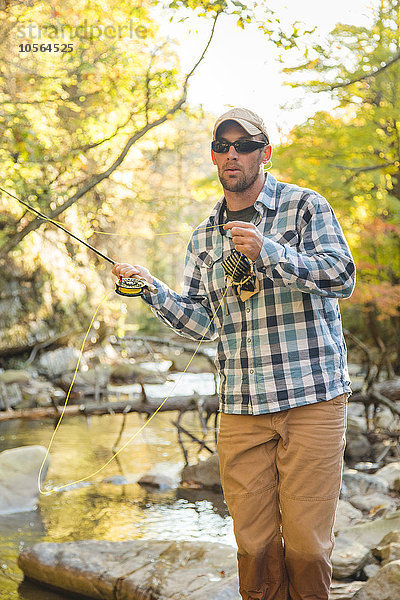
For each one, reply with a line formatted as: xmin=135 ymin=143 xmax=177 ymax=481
xmin=196 ymin=247 xmax=227 ymax=321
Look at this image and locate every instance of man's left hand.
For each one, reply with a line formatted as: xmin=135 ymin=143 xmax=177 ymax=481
xmin=223 ymin=221 xmax=263 ymax=262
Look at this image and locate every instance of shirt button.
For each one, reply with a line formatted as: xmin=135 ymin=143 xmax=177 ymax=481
xmin=250 ymin=369 xmax=254 ymax=374
xmin=247 ymin=338 xmax=251 ymax=343
xmin=246 ymin=307 xmax=250 ymax=313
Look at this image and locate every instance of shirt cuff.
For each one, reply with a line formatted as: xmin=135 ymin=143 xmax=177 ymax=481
xmin=141 ymin=276 xmax=168 ymax=309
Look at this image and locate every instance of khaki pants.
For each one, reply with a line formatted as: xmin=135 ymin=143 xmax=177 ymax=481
xmin=217 ymin=394 xmax=347 ymax=600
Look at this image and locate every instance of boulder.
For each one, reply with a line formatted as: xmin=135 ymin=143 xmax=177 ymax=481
xmin=0 ymin=382 xmax=23 ymax=410
xmin=347 ymin=414 xmax=367 ymax=433
xmin=332 ymin=512 xmax=400 ymax=579
xmin=0 ymin=369 xmax=32 ymax=384
xmin=18 ymin=540 xmax=240 ymax=599
xmin=0 ymin=446 xmax=50 ymax=514
xmin=180 ymin=453 xmax=221 ymax=491
xmin=376 ymin=462 xmax=400 ymax=492
xmin=331 ymin=534 xmax=370 ymax=579
xmin=363 ymin=563 xmax=381 ymax=579
xmin=110 ymin=361 xmax=166 ymax=384
xmin=168 ymin=352 xmax=214 ymax=373
xmin=137 ymin=473 xmax=177 ymax=490
xmin=344 ymin=432 xmax=371 ymax=463
xmin=329 ymin=580 xmax=365 ymax=600
xmin=353 ymin=462 xmax=381 ymax=474
xmin=334 ymin=499 xmax=363 ymax=532
xmin=372 ymin=531 xmax=400 ymax=565
xmin=352 ymin=560 xmax=400 ymax=600
xmin=57 ymin=364 xmax=111 ymax=396
xmin=341 ymin=470 xmax=389 ymax=498
xmin=349 ymin=493 xmax=397 ymax=514
xmin=38 ymin=347 xmax=84 ymax=378
xmin=374 ymin=406 xmax=398 ymax=430
xmin=336 ymin=511 xmax=400 ymax=551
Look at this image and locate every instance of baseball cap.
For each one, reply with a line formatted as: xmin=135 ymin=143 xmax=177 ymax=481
xmin=212 ymin=107 xmax=269 ymax=142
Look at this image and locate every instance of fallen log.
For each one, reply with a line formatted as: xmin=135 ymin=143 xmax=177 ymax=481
xmin=0 ymin=394 xmax=219 ymax=422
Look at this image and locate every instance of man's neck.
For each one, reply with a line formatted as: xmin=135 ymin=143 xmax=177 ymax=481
xmin=224 ymin=172 xmax=266 ymax=211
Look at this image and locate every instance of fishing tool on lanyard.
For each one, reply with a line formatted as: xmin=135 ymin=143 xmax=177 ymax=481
xmin=222 ymin=250 xmax=259 ymax=301
xmin=1 ymin=188 xmax=158 ymax=298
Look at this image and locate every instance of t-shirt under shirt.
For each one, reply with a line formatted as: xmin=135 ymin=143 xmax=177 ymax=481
xmin=224 ymin=200 xmax=257 ymax=224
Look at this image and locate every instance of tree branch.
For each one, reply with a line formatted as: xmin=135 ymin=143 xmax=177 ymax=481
xmin=333 ymin=160 xmax=398 ymax=174
xmin=330 ymin=51 xmax=400 ymax=90
xmin=0 ymin=10 xmax=222 ymax=259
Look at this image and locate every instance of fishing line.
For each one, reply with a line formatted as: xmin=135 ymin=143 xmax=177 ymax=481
xmin=39 ymin=277 xmax=235 ymax=496
xmin=0 ymin=186 xmax=243 ymax=494
xmin=1 ymin=185 xmax=224 ymax=240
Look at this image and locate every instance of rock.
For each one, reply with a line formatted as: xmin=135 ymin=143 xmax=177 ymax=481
xmin=180 ymin=453 xmax=221 ymax=491
xmin=373 ymin=531 xmax=400 ymax=565
xmin=374 ymin=407 xmax=398 ymax=430
xmin=332 ymin=512 xmax=400 ymax=579
xmin=331 ymin=534 xmax=370 ymax=579
xmin=329 ymin=580 xmax=365 ymax=599
xmin=169 ymin=351 xmax=214 ymax=373
xmin=336 ymin=512 xmax=400 ymax=554
xmin=0 ymin=446 xmax=50 ymax=514
xmin=38 ymin=347 xmax=85 ymax=378
xmin=347 ymin=414 xmax=367 ymax=433
xmin=0 ymin=369 xmax=32 ymax=384
xmin=345 ymin=432 xmax=371 ymax=463
xmin=18 ymin=540 xmax=240 ymax=599
xmin=20 ymin=379 xmax=65 ymax=407
xmin=110 ymin=361 xmax=166 ymax=384
xmin=137 ymin=473 xmax=176 ymax=490
xmin=352 ymin=560 xmax=400 ymax=600
xmin=363 ymin=563 xmax=381 ymax=579
xmin=58 ymin=364 xmax=111 ymax=396
xmin=341 ymin=470 xmax=389 ymax=498
xmin=334 ymin=499 xmax=363 ymax=532
xmin=347 ymin=401 xmax=367 ymax=417
xmin=353 ymin=462 xmax=381 ymax=474
xmin=102 ymin=475 xmax=129 ymax=485
xmin=349 ymin=493 xmax=396 ymax=514
xmin=376 ymin=462 xmax=400 ymax=492
xmin=0 ymin=382 xmax=23 ymax=409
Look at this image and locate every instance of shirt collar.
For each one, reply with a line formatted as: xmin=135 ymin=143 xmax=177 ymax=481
xmin=211 ymin=172 xmax=278 ymax=226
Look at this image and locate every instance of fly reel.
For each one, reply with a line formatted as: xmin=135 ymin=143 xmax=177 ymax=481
xmin=222 ymin=250 xmax=257 ymax=294
xmin=115 ymin=276 xmax=157 ymax=298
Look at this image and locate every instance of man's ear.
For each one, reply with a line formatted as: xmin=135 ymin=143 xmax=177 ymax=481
xmin=262 ymin=145 xmax=272 ymax=164
xmin=211 ymin=148 xmax=217 ymax=165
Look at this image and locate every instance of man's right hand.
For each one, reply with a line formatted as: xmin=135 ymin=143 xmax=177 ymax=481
xmin=111 ymin=262 xmax=153 ymax=285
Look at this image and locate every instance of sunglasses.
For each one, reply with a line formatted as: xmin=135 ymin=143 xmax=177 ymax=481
xmin=211 ymin=139 xmax=267 ymax=154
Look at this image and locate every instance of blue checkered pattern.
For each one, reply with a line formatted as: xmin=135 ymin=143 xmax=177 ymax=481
xmin=143 ymin=173 xmax=356 ymax=414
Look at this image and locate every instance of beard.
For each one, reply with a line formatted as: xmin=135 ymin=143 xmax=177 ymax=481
xmin=218 ymin=165 xmax=261 ymax=193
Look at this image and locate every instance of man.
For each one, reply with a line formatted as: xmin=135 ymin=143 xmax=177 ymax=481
xmin=112 ymin=107 xmax=356 ymax=600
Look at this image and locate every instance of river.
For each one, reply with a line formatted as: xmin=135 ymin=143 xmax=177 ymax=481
xmin=0 ymin=373 xmax=235 ymax=599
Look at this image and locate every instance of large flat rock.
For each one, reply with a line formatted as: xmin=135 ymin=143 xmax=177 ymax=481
xmin=332 ymin=511 xmax=400 ymax=579
xmin=18 ymin=539 xmax=240 ymax=600
xmin=0 ymin=445 xmax=50 ymax=514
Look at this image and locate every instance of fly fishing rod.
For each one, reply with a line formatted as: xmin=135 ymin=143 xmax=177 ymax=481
xmin=0 ymin=186 xmax=157 ymax=298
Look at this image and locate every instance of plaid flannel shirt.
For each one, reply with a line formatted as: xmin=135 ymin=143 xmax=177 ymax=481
xmin=143 ymin=173 xmax=356 ymax=415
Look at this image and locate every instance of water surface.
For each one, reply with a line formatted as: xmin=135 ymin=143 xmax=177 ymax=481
xmin=0 ymin=375 xmax=234 ymax=599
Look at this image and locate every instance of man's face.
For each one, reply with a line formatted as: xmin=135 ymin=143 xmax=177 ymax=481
xmin=211 ymin=121 xmax=270 ymax=193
